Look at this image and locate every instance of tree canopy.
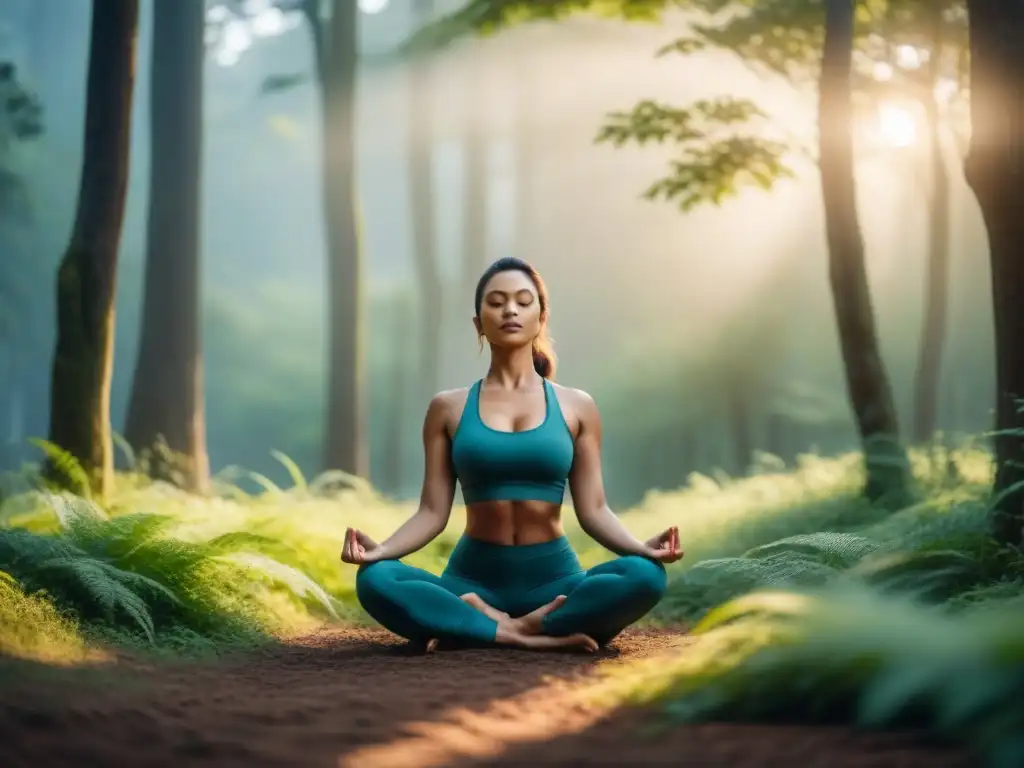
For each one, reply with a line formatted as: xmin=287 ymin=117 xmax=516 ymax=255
xmin=405 ymin=0 xmax=969 ymax=211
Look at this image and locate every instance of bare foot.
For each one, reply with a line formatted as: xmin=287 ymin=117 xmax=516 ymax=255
xmin=494 ymin=622 xmax=598 ymax=653
xmin=425 ymin=638 xmax=439 ymax=654
xmin=509 ymin=594 xmax=568 ymax=636
xmin=459 ymin=592 xmax=510 ymax=623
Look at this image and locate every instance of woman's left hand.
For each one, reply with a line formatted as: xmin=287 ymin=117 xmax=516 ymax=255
xmin=643 ymin=526 xmax=684 ymax=563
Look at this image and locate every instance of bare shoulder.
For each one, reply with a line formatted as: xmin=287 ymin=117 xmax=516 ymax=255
xmin=425 ymin=387 xmax=472 ymax=432
xmin=551 ymin=382 xmax=597 ymax=409
xmin=550 ymin=382 xmax=600 ymax=427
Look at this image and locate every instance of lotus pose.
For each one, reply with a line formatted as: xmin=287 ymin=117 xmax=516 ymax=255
xmin=341 ymin=257 xmax=683 ymax=652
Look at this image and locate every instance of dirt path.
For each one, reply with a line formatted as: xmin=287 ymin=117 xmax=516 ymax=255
xmin=0 ymin=628 xmax=966 ymax=767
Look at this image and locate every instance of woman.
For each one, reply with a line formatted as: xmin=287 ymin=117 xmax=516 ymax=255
xmin=341 ymin=257 xmax=683 ymax=652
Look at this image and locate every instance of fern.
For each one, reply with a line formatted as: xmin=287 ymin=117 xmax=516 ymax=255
xmin=0 ymin=495 xmax=341 ymax=645
xmin=270 ymin=450 xmax=307 ymax=492
xmin=248 ymin=471 xmax=283 ymax=495
xmin=659 ymin=553 xmax=838 ymax=622
xmin=743 ymin=532 xmax=883 ymax=568
xmin=849 ymin=549 xmax=994 ymax=601
xmin=603 ymin=588 xmax=1024 ymax=768
xmin=28 ymin=438 xmax=91 ymax=498
xmin=308 ymin=469 xmax=374 ymax=497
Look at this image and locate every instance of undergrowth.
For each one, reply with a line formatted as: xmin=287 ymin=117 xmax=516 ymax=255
xmin=591 ymin=587 xmax=1024 ymax=768
xmin=2 ymin=439 xmax=1022 ymax=764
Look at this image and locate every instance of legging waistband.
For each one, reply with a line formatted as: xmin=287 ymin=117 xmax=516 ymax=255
xmin=443 ymin=534 xmax=583 ymax=591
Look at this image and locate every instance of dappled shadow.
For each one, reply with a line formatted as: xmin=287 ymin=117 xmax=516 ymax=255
xmin=0 ymin=627 xmax=969 ymax=767
xmin=0 ymin=626 xmax=642 ymax=767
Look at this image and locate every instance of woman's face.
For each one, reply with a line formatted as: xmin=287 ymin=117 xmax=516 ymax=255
xmin=474 ymin=270 xmax=543 ymax=349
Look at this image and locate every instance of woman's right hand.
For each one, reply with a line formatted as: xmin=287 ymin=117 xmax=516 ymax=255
xmin=340 ymin=527 xmax=384 ymax=565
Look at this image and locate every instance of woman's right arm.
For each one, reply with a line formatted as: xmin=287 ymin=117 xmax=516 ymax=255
xmin=370 ymin=393 xmax=457 ymax=561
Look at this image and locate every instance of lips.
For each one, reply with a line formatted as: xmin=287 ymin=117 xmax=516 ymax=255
xmin=500 ymin=322 xmax=522 ymax=331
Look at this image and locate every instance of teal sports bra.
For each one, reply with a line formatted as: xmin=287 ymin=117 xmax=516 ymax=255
xmin=451 ymin=379 xmax=575 ymax=505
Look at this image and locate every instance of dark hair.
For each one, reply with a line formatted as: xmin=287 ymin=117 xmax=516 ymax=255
xmin=473 ymin=257 xmax=557 ymax=380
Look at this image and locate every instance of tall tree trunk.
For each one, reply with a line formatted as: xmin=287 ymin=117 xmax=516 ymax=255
xmin=818 ymin=0 xmax=910 ymax=503
xmin=124 ymin=0 xmax=208 ymax=492
xmin=47 ymin=0 xmax=138 ymax=500
xmin=725 ymin=374 xmax=752 ymax=475
xmin=461 ymin=61 xmax=488 ymax=298
xmin=408 ymin=0 xmax=443 ymax=404
xmin=964 ymin=0 xmax=1024 ymax=547
xmin=381 ymin=292 xmax=413 ymax=494
xmin=513 ymin=48 xmax=537 ymax=259
xmin=320 ymin=1 xmax=367 ymax=476
xmin=911 ymin=9 xmax=952 ymax=445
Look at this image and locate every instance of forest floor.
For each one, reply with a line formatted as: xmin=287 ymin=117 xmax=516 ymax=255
xmin=0 ymin=627 xmax=967 ymax=768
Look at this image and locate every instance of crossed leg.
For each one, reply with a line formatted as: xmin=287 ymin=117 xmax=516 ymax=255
xmin=356 ymin=560 xmax=599 ymax=652
xmin=466 ymin=555 xmax=668 ymax=647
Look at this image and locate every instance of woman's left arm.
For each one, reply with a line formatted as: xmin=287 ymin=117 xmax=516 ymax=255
xmin=567 ymin=391 xmax=683 ymax=562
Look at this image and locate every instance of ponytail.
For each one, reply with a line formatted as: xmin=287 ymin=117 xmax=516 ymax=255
xmin=532 ymin=327 xmax=557 ymax=380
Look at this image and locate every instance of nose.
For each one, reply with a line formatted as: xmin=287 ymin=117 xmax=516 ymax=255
xmin=502 ymin=302 xmax=518 ymax=317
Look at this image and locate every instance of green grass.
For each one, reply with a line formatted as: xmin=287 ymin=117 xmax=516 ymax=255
xmin=1 ymin=441 xmax=1021 ymax=763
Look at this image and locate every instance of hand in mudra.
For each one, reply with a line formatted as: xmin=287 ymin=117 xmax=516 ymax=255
xmin=643 ymin=526 xmax=684 ymax=564
xmin=340 ymin=527 xmax=383 ymax=565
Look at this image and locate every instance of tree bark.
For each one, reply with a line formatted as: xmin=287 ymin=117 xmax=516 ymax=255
xmin=911 ymin=8 xmax=952 ymax=445
xmin=124 ymin=0 xmax=209 ymax=492
xmin=818 ymin=0 xmax=910 ymax=503
xmin=320 ymin=0 xmax=367 ymax=476
xmin=964 ymin=0 xmax=1024 ymax=547
xmin=461 ymin=62 xmax=489 ymax=298
xmin=47 ymin=0 xmax=138 ymax=500
xmin=408 ymin=0 xmax=444 ymax=404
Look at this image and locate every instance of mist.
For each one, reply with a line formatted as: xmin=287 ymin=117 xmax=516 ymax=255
xmin=0 ymin=0 xmax=995 ymax=506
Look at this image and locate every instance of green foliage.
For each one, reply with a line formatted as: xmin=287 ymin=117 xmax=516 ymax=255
xmin=0 ymin=491 xmax=339 ymax=649
xmin=653 ymin=445 xmax=1012 ymax=624
xmin=401 ymin=0 xmax=677 ymax=53
xmin=0 ymin=569 xmax=90 ymax=663
xmin=28 ymin=439 xmax=92 ymax=499
xmin=1 ymin=434 xmax=1015 ymax=768
xmin=596 ymin=97 xmax=794 ymax=209
xmin=409 ymin=0 xmax=969 ymax=213
xmin=598 ymin=587 xmax=1024 ymax=768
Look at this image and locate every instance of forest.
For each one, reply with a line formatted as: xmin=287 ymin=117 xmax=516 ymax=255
xmin=1 ymin=0 xmax=1023 ymax=765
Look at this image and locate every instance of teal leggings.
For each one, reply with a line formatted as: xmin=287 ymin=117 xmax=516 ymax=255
xmin=355 ymin=535 xmax=667 ymax=646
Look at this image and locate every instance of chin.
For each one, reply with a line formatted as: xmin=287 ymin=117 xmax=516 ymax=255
xmin=488 ymin=333 xmax=531 ymax=349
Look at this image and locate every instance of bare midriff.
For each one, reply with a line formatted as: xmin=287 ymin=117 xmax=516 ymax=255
xmin=464 ymin=499 xmax=565 ymax=545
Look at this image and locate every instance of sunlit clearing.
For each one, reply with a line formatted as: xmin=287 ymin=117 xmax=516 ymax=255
xmin=877 ymin=102 xmax=917 ymax=148
xmin=359 ymin=0 xmax=390 ymax=13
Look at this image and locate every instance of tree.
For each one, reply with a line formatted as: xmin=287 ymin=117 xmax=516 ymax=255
xmin=461 ymin=60 xmax=489 ymax=298
xmin=819 ymin=0 xmax=908 ymax=501
xmin=408 ymin=0 xmax=445 ymax=405
xmin=318 ymin=1 xmax=366 ymax=478
xmin=210 ymin=0 xmax=368 ymax=477
xmin=0 ymin=62 xmax=45 ymax=466
xmin=911 ymin=3 xmax=954 ymax=445
xmin=297 ymin=0 xmax=366 ymax=478
xmin=123 ymin=0 xmax=209 ymax=492
xmin=47 ymin=0 xmax=139 ymax=499
xmin=408 ymin=0 xmax=916 ymax=501
xmin=963 ymin=0 xmax=1024 ymax=547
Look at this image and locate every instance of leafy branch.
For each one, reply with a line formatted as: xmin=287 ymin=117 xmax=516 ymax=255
xmin=596 ymin=97 xmax=795 ymax=210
